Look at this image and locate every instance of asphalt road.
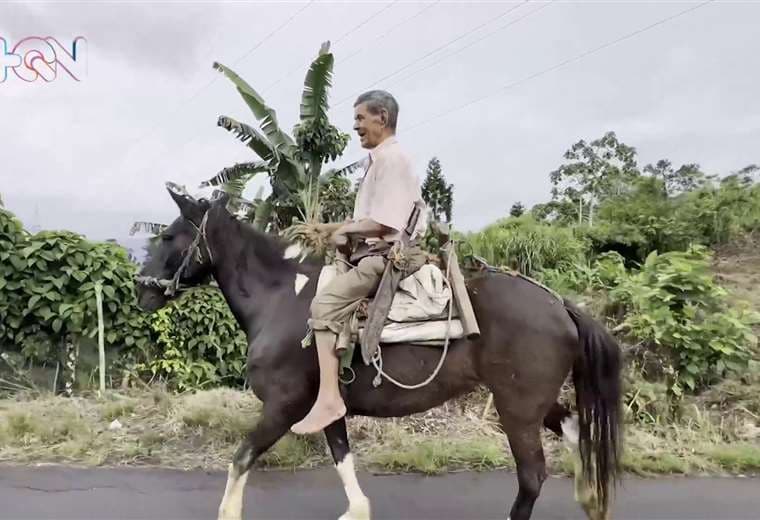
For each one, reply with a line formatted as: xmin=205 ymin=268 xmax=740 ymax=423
xmin=1 ymin=465 xmax=758 ymax=520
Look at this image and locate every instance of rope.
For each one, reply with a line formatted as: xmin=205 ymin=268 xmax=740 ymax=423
xmin=370 ymin=244 xmax=455 ymax=389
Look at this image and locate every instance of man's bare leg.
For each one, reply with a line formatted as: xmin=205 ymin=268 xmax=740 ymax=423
xmin=291 ymin=330 xmax=347 ymax=434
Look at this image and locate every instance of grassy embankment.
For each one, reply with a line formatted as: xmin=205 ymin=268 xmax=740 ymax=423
xmin=2 ymin=245 xmax=759 ymax=476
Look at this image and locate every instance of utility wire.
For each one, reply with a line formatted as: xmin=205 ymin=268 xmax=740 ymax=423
xmin=402 ymin=0 xmax=715 ymax=134
xmin=146 ymin=2 xmax=440 ymax=185
xmin=261 ymin=1 xmax=399 ymax=94
xmin=147 ymin=0 xmax=398 ymax=178
xmin=117 ymin=1 xmax=314 ymax=173
xmin=335 ymin=1 xmax=441 ymax=67
xmin=333 ymin=0 xmax=530 ymax=108
xmin=386 ymin=1 xmax=553 ymax=91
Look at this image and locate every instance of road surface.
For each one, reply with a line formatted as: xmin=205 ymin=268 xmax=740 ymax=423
xmin=1 ymin=465 xmax=758 ymax=519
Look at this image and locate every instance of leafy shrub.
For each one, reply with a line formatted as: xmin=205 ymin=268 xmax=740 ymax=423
xmin=587 ymin=176 xmax=760 ymax=261
xmin=674 ymin=180 xmax=760 ymax=246
xmin=0 ymin=209 xmax=248 ymax=392
xmin=0 ymin=209 xmax=28 ymax=343
xmin=611 ymin=246 xmax=758 ymax=395
xmin=461 ymin=216 xmax=587 ymax=276
xmin=0 ymin=209 xmax=152 ymax=365
xmin=589 ymin=177 xmax=696 ymax=262
xmin=134 ymin=287 xmax=248 ymax=390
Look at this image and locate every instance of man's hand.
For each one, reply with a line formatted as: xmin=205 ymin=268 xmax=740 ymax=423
xmin=314 ymin=221 xmax=348 ymax=234
xmin=330 ymin=230 xmax=349 ymax=248
xmin=335 ymin=219 xmax=392 ymax=241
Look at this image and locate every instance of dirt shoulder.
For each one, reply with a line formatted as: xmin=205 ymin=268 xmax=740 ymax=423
xmin=1 ymin=385 xmax=758 ymax=477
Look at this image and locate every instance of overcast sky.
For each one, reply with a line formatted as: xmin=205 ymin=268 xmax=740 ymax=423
xmin=1 ymin=0 xmax=759 ymax=242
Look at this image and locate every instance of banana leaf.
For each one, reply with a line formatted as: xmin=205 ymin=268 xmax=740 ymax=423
xmin=253 ymin=198 xmax=274 ymax=231
xmin=210 ymin=189 xmax=255 ymax=214
xmin=216 ymin=115 xmax=304 ymax=190
xmin=300 ymin=41 xmax=333 ymax=123
xmin=200 ymin=161 xmax=269 ymax=188
xmin=129 ymin=222 xmax=167 ymax=236
xmin=213 ymin=62 xmax=295 ymax=151
xmin=216 ymin=116 xmax=278 ymax=165
xmin=330 ymin=158 xmax=368 ymax=178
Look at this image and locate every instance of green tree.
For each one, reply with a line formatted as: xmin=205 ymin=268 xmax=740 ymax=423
xmin=589 ymin=175 xmax=693 ymax=261
xmin=726 ymin=163 xmax=759 ymax=185
xmin=202 ymin=41 xmax=353 ymax=230
xmin=421 ymin=157 xmax=454 ymax=223
xmin=318 ymin=170 xmax=356 ymax=222
xmin=643 ymin=159 xmax=708 ymax=197
xmin=550 ymin=131 xmax=640 ymax=226
xmin=509 ymin=201 xmax=525 ymax=217
xmin=531 ymin=190 xmax=584 ymax=226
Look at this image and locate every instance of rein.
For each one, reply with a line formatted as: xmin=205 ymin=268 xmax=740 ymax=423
xmin=135 ymin=210 xmax=214 ymax=297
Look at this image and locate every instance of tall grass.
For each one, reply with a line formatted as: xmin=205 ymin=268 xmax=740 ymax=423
xmin=461 ymin=216 xmax=587 ymax=276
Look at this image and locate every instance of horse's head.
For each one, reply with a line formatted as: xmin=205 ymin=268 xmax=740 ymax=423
xmin=136 ymin=185 xmax=228 ymax=311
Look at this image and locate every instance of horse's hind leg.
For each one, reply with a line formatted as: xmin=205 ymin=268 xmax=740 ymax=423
xmin=218 ymin=407 xmax=292 ymax=520
xmin=500 ymin=418 xmax=546 ymax=520
xmin=324 ymin=418 xmax=371 ymax=520
xmin=491 ymin=390 xmax=549 ymax=520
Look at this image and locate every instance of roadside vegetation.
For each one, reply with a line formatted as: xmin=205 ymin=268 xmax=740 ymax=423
xmin=1 ymin=43 xmax=758 ymax=476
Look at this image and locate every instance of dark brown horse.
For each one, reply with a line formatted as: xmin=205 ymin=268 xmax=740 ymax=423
xmin=136 ymin=188 xmax=622 ymax=520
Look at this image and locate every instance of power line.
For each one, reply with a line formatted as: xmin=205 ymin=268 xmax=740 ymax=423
xmin=334 ymin=1 xmax=400 ymax=46
xmin=118 ymin=1 xmax=314 ymax=176
xmin=260 ymin=1 xmax=399 ymax=95
xmin=259 ymin=0 xmax=441 ymax=95
xmin=386 ymin=1 xmax=553 ymax=91
xmin=402 ymin=0 xmax=715 ymax=134
xmin=233 ymin=1 xmax=315 ymax=66
xmin=335 ymin=1 xmax=441 ymax=67
xmin=333 ymin=0 xmax=530 ymax=108
xmin=156 ymin=2 xmax=442 ymax=184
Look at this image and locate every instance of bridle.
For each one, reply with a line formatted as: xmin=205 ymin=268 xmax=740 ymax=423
xmin=135 ymin=210 xmax=214 ymax=297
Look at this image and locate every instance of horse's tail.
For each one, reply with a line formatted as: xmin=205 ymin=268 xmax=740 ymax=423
xmin=563 ymin=299 xmax=622 ymax=513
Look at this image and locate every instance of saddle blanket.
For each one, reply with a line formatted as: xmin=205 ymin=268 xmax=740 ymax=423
xmin=317 ymin=263 xmax=464 ymax=345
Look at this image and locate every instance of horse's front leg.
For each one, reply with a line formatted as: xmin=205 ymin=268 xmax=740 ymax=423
xmin=217 ymin=404 xmax=293 ymax=520
xmin=324 ymin=418 xmax=371 ymax=520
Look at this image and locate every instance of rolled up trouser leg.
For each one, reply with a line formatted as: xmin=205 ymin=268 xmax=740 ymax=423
xmin=309 ymin=256 xmax=386 ymax=353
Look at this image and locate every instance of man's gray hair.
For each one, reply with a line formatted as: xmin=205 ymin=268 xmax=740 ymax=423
xmin=354 ymin=90 xmax=399 ymax=131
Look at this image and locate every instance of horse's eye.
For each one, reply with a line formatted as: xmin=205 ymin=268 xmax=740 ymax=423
xmin=161 ymin=234 xmax=173 ymax=242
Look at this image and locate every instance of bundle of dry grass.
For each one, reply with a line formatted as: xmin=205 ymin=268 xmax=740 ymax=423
xmin=283 ymin=221 xmax=342 ymax=259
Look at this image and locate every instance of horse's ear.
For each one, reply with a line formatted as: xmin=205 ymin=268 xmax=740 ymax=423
xmin=166 ymin=184 xmax=199 ymax=220
xmin=211 ymin=191 xmax=230 ymax=209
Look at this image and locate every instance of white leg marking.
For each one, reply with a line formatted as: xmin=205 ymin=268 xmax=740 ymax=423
xmin=336 ymin=454 xmax=371 ymax=520
xmin=284 ymin=244 xmax=303 ymax=260
xmin=563 ymin=414 xmax=602 ymax=516
xmin=294 ymin=273 xmax=309 ymax=295
xmin=561 ymin=414 xmax=580 ymax=449
xmin=218 ymin=464 xmax=249 ymax=520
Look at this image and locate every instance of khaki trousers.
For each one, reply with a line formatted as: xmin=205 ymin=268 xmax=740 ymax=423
xmin=308 ymin=255 xmax=386 ymax=350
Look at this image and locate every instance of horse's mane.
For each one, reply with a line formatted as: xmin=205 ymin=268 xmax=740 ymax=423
xmin=230 ymin=216 xmax=290 ymax=273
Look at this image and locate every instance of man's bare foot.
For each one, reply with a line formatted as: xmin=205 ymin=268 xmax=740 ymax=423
xmin=291 ymin=400 xmax=347 ymax=434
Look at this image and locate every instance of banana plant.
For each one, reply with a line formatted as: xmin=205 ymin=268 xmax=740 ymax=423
xmin=202 ymin=41 xmax=354 ymax=230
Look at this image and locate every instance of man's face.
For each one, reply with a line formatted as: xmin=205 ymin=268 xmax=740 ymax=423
xmin=353 ymin=102 xmax=386 ymax=149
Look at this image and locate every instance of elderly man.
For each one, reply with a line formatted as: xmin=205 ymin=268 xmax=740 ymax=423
xmin=291 ymin=90 xmax=424 ymax=434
